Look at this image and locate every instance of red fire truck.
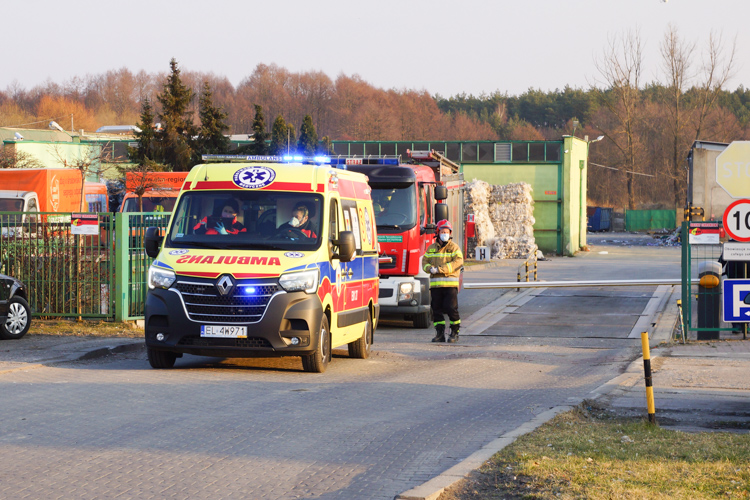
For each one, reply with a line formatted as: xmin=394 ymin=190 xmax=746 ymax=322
xmin=346 ymin=151 xmax=463 ymax=328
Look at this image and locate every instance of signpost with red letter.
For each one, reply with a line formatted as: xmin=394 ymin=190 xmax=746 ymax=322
xmin=723 ymin=199 xmax=750 ymax=242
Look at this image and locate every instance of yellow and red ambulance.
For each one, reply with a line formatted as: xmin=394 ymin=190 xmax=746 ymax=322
xmin=143 ymin=155 xmax=379 ymax=373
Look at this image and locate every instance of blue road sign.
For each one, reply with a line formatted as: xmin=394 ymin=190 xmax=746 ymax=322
xmin=722 ymin=279 xmax=750 ymax=322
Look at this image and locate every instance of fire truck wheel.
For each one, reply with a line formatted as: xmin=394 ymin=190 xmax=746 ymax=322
xmin=302 ymin=315 xmax=330 ymax=373
xmin=348 ymin=313 xmax=372 ymax=359
xmin=147 ymin=347 xmax=177 ymax=369
xmin=413 ymin=311 xmax=432 ymax=329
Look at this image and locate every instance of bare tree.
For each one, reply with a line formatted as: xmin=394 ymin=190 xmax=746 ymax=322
xmin=592 ymin=29 xmax=645 ymax=210
xmin=659 ymin=25 xmax=696 ymax=207
xmin=693 ymin=31 xmax=737 ymax=142
xmin=50 ymin=144 xmax=116 ymax=211
xmin=0 ymin=147 xmax=44 ymax=169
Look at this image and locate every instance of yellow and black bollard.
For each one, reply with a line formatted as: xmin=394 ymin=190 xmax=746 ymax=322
xmin=640 ymin=332 xmax=657 ymax=425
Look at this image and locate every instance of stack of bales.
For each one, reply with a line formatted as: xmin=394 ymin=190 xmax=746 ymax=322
xmin=465 ymin=180 xmax=536 ymax=259
xmin=464 ymin=180 xmax=494 ymax=257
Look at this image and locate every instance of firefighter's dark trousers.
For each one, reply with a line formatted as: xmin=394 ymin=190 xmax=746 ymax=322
xmin=431 ymin=286 xmax=460 ymax=329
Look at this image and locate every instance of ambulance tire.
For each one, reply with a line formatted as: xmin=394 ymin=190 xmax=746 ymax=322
xmin=147 ymin=347 xmax=177 ymax=369
xmin=348 ymin=313 xmax=372 ymax=359
xmin=413 ymin=311 xmax=432 ymax=329
xmin=302 ymin=315 xmax=330 ymax=373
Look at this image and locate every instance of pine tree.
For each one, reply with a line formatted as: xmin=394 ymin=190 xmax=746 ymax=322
xmin=156 ymin=58 xmax=196 ymax=171
xmin=251 ymin=104 xmax=269 ymax=155
xmin=129 ymin=98 xmax=158 ymax=165
xmin=196 ymin=81 xmax=230 ymax=160
xmin=270 ymin=114 xmax=288 ymax=155
xmin=319 ymin=136 xmax=333 ymax=155
xmin=297 ymin=115 xmax=317 ymax=156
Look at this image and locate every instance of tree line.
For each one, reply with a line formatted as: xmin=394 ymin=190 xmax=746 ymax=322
xmin=0 ymin=25 xmax=747 ymax=209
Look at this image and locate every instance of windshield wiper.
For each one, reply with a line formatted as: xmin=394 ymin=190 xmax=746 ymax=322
xmin=222 ymin=242 xmax=285 ymax=250
xmin=169 ymin=241 xmax=222 ymax=249
xmin=376 ymin=224 xmax=402 ymax=230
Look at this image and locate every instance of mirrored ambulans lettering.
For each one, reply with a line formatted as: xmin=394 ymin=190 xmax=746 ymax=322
xmin=175 ymin=255 xmax=281 ymax=265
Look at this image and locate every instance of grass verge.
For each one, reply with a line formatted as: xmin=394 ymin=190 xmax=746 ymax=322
xmin=29 ymin=319 xmax=142 ymax=338
xmin=441 ymin=401 xmax=750 ymax=499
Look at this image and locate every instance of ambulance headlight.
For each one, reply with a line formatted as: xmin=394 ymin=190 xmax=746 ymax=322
xmin=279 ymin=269 xmax=319 ymax=294
xmin=148 ymin=265 xmax=176 ymax=290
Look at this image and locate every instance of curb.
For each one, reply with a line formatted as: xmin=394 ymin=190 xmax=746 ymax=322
xmin=395 ymin=406 xmax=574 ymax=500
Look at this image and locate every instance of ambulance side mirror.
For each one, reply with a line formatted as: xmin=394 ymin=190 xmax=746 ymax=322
xmin=434 ymin=186 xmax=448 ymax=200
xmin=144 ymin=227 xmax=163 ymax=259
xmin=333 ymin=231 xmax=356 ymax=263
xmin=434 ymin=203 xmax=449 ymax=223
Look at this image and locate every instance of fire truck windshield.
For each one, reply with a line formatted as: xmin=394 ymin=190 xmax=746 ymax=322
xmin=371 ymin=186 xmax=417 ymax=231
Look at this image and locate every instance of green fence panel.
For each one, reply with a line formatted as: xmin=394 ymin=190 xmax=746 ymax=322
xmin=679 ymin=221 xmax=732 ymax=339
xmin=625 ymin=209 xmax=676 ymax=231
xmin=0 ymin=211 xmax=115 ymax=319
xmin=114 ymin=212 xmax=170 ymax=321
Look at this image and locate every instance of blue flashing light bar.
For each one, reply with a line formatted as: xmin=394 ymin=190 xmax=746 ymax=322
xmin=201 ymin=154 xmax=401 ymax=167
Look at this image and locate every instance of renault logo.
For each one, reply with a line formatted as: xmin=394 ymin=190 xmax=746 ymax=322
xmin=216 ymin=275 xmax=235 ymax=296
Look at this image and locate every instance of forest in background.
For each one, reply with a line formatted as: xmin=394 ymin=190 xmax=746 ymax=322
xmin=1 ymin=27 xmax=747 ymax=210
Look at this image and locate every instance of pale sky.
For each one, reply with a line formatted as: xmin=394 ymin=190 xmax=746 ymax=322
xmin=4 ymin=0 xmax=747 ymax=97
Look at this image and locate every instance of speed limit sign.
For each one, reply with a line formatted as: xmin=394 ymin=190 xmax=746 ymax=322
xmin=723 ymin=199 xmax=750 ymax=241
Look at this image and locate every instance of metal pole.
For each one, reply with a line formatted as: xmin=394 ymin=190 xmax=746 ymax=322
xmin=525 ymin=261 xmax=529 ymax=282
xmin=640 ymin=331 xmax=657 ymax=425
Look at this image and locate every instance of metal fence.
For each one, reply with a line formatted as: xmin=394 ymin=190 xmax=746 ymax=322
xmin=0 ymin=212 xmax=115 ymax=318
xmin=114 ymin=212 xmax=170 ymax=321
xmin=680 ymin=221 xmax=731 ymax=340
xmin=0 ymin=211 xmax=170 ymax=321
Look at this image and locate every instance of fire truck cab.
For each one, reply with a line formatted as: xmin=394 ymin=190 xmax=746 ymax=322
xmin=347 ymin=152 xmax=462 ymax=328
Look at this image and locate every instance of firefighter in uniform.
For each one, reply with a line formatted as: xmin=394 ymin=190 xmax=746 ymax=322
xmin=423 ymin=219 xmax=463 ymax=343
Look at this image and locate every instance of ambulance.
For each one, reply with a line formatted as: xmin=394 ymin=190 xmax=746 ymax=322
xmin=143 ymin=155 xmax=379 ymax=373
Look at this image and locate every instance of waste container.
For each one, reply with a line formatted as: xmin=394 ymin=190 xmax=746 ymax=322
xmin=697 ymin=261 xmax=721 ymax=339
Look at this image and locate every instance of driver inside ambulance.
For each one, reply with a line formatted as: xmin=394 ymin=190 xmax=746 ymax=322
xmin=194 ymin=199 xmax=246 ymax=235
xmin=278 ymin=204 xmax=318 ymax=238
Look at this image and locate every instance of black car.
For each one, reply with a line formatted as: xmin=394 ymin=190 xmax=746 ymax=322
xmin=0 ymin=274 xmax=31 ymax=340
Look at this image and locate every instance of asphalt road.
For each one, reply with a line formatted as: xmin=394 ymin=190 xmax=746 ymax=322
xmin=0 ymin=234 xmax=681 ymax=500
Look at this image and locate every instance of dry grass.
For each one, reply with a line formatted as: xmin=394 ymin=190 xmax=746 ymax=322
xmin=28 ymin=319 xmax=142 ymax=338
xmin=441 ymin=402 xmax=750 ymax=499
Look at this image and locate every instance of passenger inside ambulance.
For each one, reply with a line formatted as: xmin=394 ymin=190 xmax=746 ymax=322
xmin=194 ymin=199 xmax=246 ymax=235
xmin=277 ymin=203 xmax=318 ymax=239
xmin=168 ymin=191 xmax=322 ymax=250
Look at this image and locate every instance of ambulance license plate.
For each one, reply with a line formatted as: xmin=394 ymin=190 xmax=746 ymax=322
xmin=200 ymin=325 xmax=247 ymax=338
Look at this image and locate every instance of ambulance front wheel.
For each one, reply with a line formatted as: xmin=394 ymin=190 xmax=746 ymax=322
xmin=147 ymin=347 xmax=177 ymax=369
xmin=348 ymin=313 xmax=372 ymax=359
xmin=302 ymin=315 xmax=330 ymax=373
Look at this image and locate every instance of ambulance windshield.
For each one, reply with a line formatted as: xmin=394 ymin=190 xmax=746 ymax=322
xmin=165 ymin=191 xmax=323 ymax=251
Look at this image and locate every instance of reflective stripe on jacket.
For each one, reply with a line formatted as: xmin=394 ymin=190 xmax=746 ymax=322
xmin=423 ymin=239 xmax=463 ymax=288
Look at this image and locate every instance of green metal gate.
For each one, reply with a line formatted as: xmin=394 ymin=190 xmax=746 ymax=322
xmin=680 ymin=221 xmax=734 ymax=339
xmin=0 ymin=211 xmax=115 ymax=319
xmin=114 ymin=212 xmax=170 ymax=321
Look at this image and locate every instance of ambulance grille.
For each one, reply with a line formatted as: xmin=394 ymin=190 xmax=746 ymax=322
xmin=174 ymin=280 xmax=280 ymax=323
